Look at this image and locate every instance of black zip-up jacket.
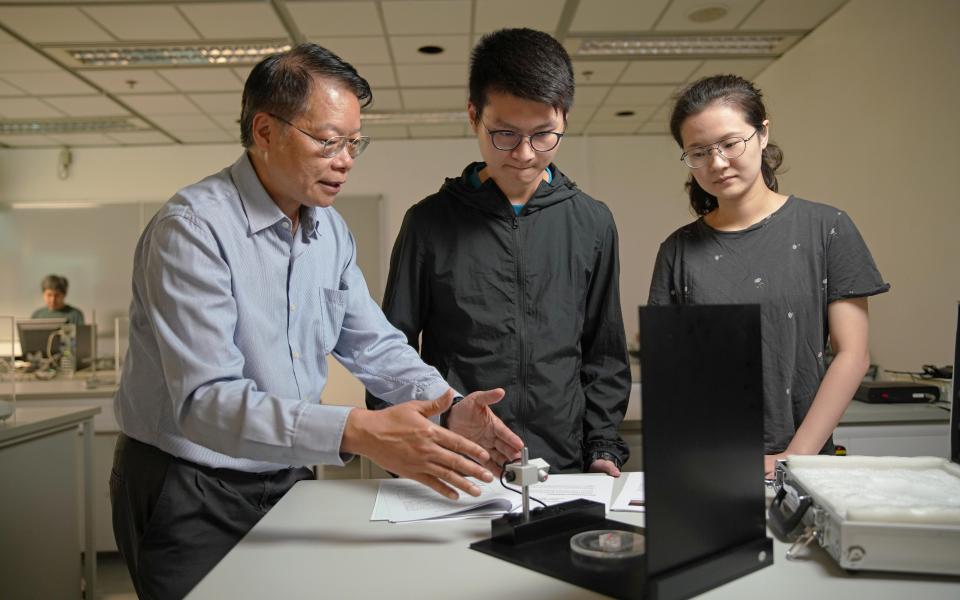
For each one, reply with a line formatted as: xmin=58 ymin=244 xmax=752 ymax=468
xmin=367 ymin=163 xmax=630 ymax=472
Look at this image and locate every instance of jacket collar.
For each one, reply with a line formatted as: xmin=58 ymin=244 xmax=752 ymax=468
xmin=445 ymin=161 xmax=579 ymax=218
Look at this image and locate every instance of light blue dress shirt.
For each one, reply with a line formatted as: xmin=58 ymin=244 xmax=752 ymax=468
xmin=114 ymin=153 xmax=449 ymax=472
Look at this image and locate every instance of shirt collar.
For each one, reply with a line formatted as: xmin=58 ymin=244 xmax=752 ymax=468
xmin=230 ymin=152 xmax=321 ymax=238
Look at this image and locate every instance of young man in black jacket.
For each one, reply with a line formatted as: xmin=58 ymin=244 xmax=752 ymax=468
xmin=367 ymin=28 xmax=630 ymax=474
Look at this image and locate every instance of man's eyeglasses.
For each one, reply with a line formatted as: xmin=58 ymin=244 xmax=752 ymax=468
xmin=481 ymin=122 xmax=564 ymax=153
xmin=680 ymin=128 xmax=761 ymax=169
xmin=269 ymin=113 xmax=371 ymax=158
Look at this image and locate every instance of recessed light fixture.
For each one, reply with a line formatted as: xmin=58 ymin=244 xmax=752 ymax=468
xmin=362 ymin=111 xmax=465 ymax=125
xmin=65 ymin=43 xmax=291 ymax=67
xmin=0 ymin=117 xmax=148 ymax=135
xmin=417 ymin=45 xmax=445 ymax=55
xmin=687 ymin=6 xmax=729 ymax=23
xmin=572 ymin=34 xmax=799 ymax=58
xmin=615 ymin=110 xmax=635 ymax=117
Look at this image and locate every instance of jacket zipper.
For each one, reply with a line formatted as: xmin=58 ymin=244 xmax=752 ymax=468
xmin=512 ymin=214 xmax=527 ymax=442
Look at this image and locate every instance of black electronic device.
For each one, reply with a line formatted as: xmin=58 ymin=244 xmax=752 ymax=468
xmin=854 ymin=381 xmax=940 ymax=404
xmin=471 ymin=304 xmax=773 ymax=599
xmin=952 ymin=303 xmax=959 ymax=464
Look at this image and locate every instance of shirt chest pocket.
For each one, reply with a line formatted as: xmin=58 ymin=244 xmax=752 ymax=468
xmin=318 ymin=287 xmax=348 ymax=355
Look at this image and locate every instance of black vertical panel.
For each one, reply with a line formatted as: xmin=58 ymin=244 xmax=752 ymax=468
xmin=640 ymin=304 xmax=767 ymax=577
xmin=952 ymin=304 xmax=959 ymax=464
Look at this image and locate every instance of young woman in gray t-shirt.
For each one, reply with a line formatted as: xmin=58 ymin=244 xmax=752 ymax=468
xmin=648 ymin=75 xmax=889 ymax=478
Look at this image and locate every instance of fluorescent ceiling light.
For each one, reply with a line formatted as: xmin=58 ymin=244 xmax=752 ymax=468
xmin=67 ymin=43 xmax=291 ymax=67
xmin=9 ymin=202 xmax=102 ymax=210
xmin=0 ymin=117 xmax=148 ymax=135
xmin=362 ymin=111 xmax=466 ymax=125
xmin=573 ymin=34 xmax=799 ymax=57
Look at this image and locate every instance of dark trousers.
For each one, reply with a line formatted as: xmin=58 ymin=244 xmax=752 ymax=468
xmin=110 ymin=433 xmax=313 ymax=599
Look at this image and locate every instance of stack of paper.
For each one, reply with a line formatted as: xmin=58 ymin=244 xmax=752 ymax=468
xmin=610 ymin=472 xmax=645 ymax=512
xmin=371 ymin=474 xmax=615 ymax=523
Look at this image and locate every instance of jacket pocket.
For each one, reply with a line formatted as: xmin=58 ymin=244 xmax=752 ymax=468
xmin=319 ymin=287 xmax=348 ymax=354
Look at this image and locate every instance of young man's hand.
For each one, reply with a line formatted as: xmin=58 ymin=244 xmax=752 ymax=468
xmin=588 ymin=458 xmax=621 ymax=477
xmin=341 ymin=391 xmax=494 ymax=500
xmin=445 ymin=388 xmax=524 ymax=474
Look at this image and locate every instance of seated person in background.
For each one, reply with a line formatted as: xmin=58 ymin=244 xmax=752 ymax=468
xmin=367 ymin=28 xmax=631 ymax=475
xmin=31 ymin=274 xmax=84 ymax=325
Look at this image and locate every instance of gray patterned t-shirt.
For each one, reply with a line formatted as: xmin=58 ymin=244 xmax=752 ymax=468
xmin=648 ymin=196 xmax=890 ymax=454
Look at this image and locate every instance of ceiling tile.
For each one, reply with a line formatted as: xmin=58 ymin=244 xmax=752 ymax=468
xmin=655 ymin=0 xmax=761 ymax=31
xmin=106 ymin=131 xmax=174 ymax=145
xmin=395 ymin=64 xmax=466 ymax=87
xmin=390 ymin=35 xmax=469 ymax=64
xmin=208 ymin=114 xmax=241 ymax=130
xmin=189 ymin=92 xmax=240 ymax=115
xmin=739 ymin=0 xmax=848 ymax=30
xmin=619 ymin=60 xmax=702 ymax=84
xmin=0 ymin=43 xmax=60 ymax=72
xmin=0 ymin=71 xmax=95 ymax=95
xmin=313 ymin=37 xmax=392 ymax=64
xmin=43 ymin=95 xmax=129 ymax=117
xmin=179 ymin=2 xmax=288 ymax=39
xmin=0 ymin=79 xmax=26 ymax=96
xmin=637 ymin=121 xmax=670 ymax=135
xmin=383 ymin=1 xmax=470 ymax=35
xmin=605 ymin=84 xmax=676 ymax=105
xmin=158 ymin=68 xmax=243 ymax=92
xmin=356 ymin=65 xmax=396 ymax=88
xmin=400 ymin=88 xmax=466 ymax=110
xmin=584 ymin=121 xmax=633 ymax=135
xmin=591 ymin=104 xmax=657 ymax=123
xmin=574 ymin=85 xmax=611 ymax=107
xmin=118 ymin=94 xmax=199 ymax=116
xmin=0 ymin=134 xmax=59 ymax=147
xmin=569 ymin=0 xmax=670 ymax=32
xmin=151 ymin=114 xmax=219 ymax=130
xmin=474 ymin=0 xmax=565 ymax=34
xmin=287 ymin=2 xmax=383 ymax=37
xmin=0 ymin=7 xmax=113 ymax=43
xmin=82 ymin=70 xmax=176 ymax=94
xmin=169 ymin=128 xmax=236 ymax=143
xmin=564 ymin=109 xmax=594 ymax=135
xmin=572 ymin=61 xmax=627 ymax=85
xmin=408 ymin=123 xmax=465 ymax=138
xmin=46 ymin=133 xmax=117 ymax=146
xmin=360 ymin=124 xmax=408 ymax=139
xmin=84 ymin=5 xmax=200 ymax=41
xmin=367 ymin=88 xmax=403 ymax=111
xmin=685 ymin=59 xmax=774 ymax=82
xmin=233 ymin=66 xmax=254 ymax=83
xmin=0 ymin=97 xmax=64 ymax=118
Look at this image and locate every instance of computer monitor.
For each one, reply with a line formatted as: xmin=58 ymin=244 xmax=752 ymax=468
xmin=16 ymin=318 xmax=94 ymax=367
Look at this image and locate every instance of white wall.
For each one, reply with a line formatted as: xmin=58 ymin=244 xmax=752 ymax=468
xmin=1 ymin=0 xmax=957 ymax=389
xmin=755 ymin=0 xmax=960 ymax=371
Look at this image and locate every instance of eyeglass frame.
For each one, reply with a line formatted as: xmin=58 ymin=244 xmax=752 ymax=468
xmin=268 ymin=112 xmax=371 ymax=158
xmin=480 ymin=121 xmax=565 ymax=153
xmin=680 ymin=127 xmax=762 ymax=169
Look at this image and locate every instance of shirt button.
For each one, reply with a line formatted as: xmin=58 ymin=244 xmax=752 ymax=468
xmin=292 ymin=351 xmax=301 ymax=359
xmin=290 ymin=303 xmax=297 ymax=311
xmin=281 ymin=221 xmax=290 ymax=229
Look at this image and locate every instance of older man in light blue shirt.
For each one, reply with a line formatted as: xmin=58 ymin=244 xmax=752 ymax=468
xmin=110 ymin=43 xmax=523 ymax=600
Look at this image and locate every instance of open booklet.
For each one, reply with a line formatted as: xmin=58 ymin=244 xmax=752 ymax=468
xmin=371 ymin=473 xmax=615 ymax=523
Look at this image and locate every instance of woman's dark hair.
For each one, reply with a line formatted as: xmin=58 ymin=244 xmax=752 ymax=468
xmin=240 ymin=43 xmax=372 ymax=148
xmin=669 ymin=74 xmax=783 ymax=216
xmin=469 ymin=28 xmax=574 ymax=123
xmin=41 ymin=274 xmax=68 ymax=294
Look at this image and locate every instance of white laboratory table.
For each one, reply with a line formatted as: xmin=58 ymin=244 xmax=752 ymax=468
xmin=0 ymin=404 xmax=100 ymax=600
xmin=1 ymin=374 xmax=121 ymax=552
xmin=187 ymin=478 xmax=960 ymax=600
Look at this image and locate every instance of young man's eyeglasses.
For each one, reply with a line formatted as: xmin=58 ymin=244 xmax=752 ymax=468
xmin=482 ymin=122 xmax=564 ymax=153
xmin=680 ymin=128 xmax=761 ymax=169
xmin=269 ymin=113 xmax=371 ymax=158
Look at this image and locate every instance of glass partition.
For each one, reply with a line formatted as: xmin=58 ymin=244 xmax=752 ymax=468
xmin=0 ymin=315 xmax=14 ymax=422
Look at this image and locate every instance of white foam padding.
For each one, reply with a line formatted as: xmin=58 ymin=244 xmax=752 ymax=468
xmin=787 ymin=455 xmax=960 ymax=525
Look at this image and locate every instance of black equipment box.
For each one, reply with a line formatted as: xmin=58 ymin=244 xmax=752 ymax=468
xmin=854 ymin=381 xmax=940 ymax=404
